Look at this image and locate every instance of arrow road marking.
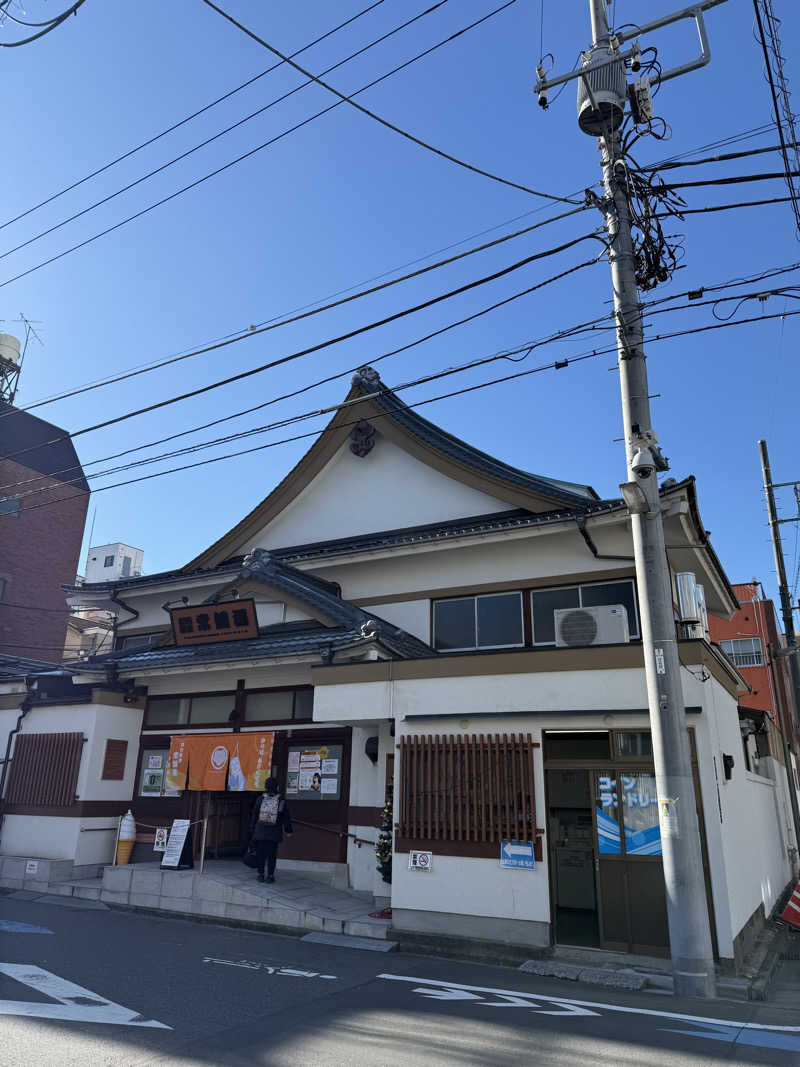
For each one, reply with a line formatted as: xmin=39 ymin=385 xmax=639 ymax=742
xmin=378 ymin=973 xmax=800 ymax=1043
xmin=0 ymin=964 xmax=169 ymax=1028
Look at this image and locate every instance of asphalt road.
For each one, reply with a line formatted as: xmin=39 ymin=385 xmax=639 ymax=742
xmin=1 ymin=891 xmax=799 ymax=1066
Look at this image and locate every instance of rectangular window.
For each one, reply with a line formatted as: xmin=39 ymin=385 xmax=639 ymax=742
xmin=104 ymin=555 xmax=115 ymax=567
xmin=433 ymin=592 xmax=523 ymax=651
xmin=531 ymin=579 xmax=639 ymax=645
xmin=121 ymin=556 xmax=132 ymax=577
xmin=719 ymin=637 xmax=763 ymax=668
xmin=0 ymin=578 xmax=5 ymax=601
xmin=144 ymin=697 xmax=190 ymax=726
xmin=616 ymin=731 xmax=653 ymax=759
xmin=244 ymin=690 xmax=294 ymax=722
xmin=398 ymin=734 xmax=537 ymax=847
xmin=116 ymin=632 xmax=165 ymax=651
xmin=189 ymin=694 xmax=234 ymax=724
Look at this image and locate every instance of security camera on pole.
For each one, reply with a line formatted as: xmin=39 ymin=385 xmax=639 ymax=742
xmin=535 ymin=0 xmax=729 ymax=998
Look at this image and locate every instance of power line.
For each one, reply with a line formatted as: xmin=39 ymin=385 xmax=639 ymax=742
xmin=665 ymin=169 xmax=800 ymax=191
xmin=3 ymin=260 xmax=608 ymax=498
xmin=13 ymin=303 xmax=800 ymax=517
xmin=2 ymin=202 xmax=587 ymax=420
xmin=200 ymin=0 xmax=579 ymax=205
xmin=1 ymin=230 xmax=603 ymax=463
xmin=0 ymin=0 xmax=84 ymax=47
xmin=646 ymin=141 xmax=799 ymax=172
xmin=7 ymin=253 xmax=800 ymax=495
xmin=0 ymin=0 xmax=385 ymax=232
xmin=0 ymin=1 xmax=453 ymax=263
xmin=0 ymin=0 xmax=529 ymax=292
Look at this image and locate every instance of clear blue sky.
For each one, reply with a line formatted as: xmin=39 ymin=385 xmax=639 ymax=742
xmin=4 ymin=0 xmax=799 ymax=611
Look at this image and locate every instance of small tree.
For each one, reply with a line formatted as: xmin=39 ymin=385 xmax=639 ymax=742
xmin=375 ymin=791 xmax=393 ymax=884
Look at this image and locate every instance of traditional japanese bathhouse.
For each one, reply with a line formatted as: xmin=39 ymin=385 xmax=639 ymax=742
xmin=29 ymin=366 xmax=797 ymax=968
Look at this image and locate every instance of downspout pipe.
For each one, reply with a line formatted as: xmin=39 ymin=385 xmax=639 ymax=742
xmin=109 ymin=587 xmax=139 ymax=649
xmin=0 ymin=679 xmax=36 ymax=844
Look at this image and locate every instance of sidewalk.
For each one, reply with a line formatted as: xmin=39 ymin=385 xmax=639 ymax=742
xmin=94 ymin=859 xmax=391 ymax=940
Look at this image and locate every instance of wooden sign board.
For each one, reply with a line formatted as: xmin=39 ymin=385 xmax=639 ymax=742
xmin=161 ymin=819 xmax=192 ymax=868
xmin=170 ymin=598 xmax=258 ymax=646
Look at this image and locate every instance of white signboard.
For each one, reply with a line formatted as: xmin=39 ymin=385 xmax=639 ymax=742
xmin=408 ymin=850 xmax=433 ymax=872
xmin=24 ymin=861 xmax=39 ymax=876
xmin=161 ymin=819 xmax=191 ymax=868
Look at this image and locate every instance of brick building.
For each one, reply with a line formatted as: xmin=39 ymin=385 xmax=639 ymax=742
xmin=709 ymin=580 xmax=799 ymax=751
xmin=0 ymin=401 xmax=89 ymax=660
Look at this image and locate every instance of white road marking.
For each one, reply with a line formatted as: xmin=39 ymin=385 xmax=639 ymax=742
xmin=203 ymin=957 xmax=337 ymax=979
xmin=378 ymin=974 xmax=800 ymax=1032
xmin=0 ymin=964 xmax=169 ymax=1028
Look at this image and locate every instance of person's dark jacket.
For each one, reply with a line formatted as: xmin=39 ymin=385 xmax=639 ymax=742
xmin=249 ymin=792 xmax=292 ymax=843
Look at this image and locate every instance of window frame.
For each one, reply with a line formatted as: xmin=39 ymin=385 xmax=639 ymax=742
xmin=242 ymin=685 xmax=314 ymax=725
xmin=103 ymin=555 xmax=115 ymax=568
xmin=719 ymin=636 xmax=763 ymax=668
xmin=531 ymin=578 xmax=640 ymax=646
xmin=144 ymin=691 xmax=235 ymax=728
xmin=432 ymin=591 xmax=525 ymax=653
xmin=143 ymin=686 xmax=314 ymax=729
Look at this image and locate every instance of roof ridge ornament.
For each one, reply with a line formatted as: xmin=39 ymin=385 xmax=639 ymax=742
xmin=351 ymin=365 xmax=381 ymax=389
xmin=349 ymin=419 xmax=376 ymax=458
xmin=241 ymin=547 xmax=271 ymax=573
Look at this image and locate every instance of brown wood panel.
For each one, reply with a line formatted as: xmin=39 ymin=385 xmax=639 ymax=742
xmin=347 ymin=806 xmax=382 ymax=826
xmin=101 ymin=739 xmax=128 ymax=781
xmin=5 ymin=732 xmax=84 ymax=807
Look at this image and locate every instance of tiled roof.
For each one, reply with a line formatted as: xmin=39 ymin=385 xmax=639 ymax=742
xmin=79 ymin=549 xmax=434 ymax=672
xmin=351 ymin=366 xmax=598 ymax=504
xmin=0 ymin=653 xmax=70 ymax=682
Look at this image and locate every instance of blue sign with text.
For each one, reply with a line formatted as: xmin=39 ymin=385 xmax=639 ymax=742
xmin=500 ymin=840 xmax=535 ymax=869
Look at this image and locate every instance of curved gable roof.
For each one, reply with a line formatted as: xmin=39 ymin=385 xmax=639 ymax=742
xmin=187 ymin=367 xmax=598 ymax=570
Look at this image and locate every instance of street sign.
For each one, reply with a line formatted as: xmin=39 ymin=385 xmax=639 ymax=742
xmin=500 ymin=840 xmax=535 ymax=869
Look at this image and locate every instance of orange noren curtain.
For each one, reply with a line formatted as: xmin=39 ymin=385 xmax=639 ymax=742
xmin=166 ymin=733 xmax=275 ymax=791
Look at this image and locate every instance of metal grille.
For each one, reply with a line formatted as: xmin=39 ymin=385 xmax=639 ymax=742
xmin=5 ymin=732 xmax=84 ymax=807
xmin=398 ymin=733 xmax=538 ymax=843
xmin=101 ymin=739 xmax=128 ymax=781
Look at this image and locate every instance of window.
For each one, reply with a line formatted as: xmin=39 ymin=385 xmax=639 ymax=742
xmin=121 ymin=556 xmax=132 ymax=577
xmin=616 ymin=731 xmax=653 ymax=758
xmin=243 ymin=688 xmax=313 ymax=722
xmin=0 ymin=578 xmax=5 ymax=601
xmin=116 ymin=632 xmax=165 ymax=651
xmin=433 ymin=592 xmax=523 ymax=651
xmin=104 ymin=555 xmax=114 ymax=567
xmin=144 ymin=697 xmax=190 ymax=726
xmin=531 ymin=579 xmax=639 ymax=645
xmin=719 ymin=637 xmax=763 ymax=668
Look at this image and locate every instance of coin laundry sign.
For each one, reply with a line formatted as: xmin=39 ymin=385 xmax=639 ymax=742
xmin=170 ymin=598 xmax=258 ymax=645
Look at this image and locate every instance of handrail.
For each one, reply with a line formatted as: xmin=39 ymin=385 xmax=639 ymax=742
xmin=292 ymin=817 xmax=377 ymax=849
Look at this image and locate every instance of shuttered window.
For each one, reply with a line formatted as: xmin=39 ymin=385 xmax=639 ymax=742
xmin=101 ymin=739 xmax=128 ymax=781
xmin=5 ymin=732 xmax=84 ymax=807
xmin=397 ymin=733 xmax=541 ymax=858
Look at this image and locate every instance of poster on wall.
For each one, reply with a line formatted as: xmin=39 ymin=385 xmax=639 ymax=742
xmin=287 ymin=744 xmax=342 ymax=800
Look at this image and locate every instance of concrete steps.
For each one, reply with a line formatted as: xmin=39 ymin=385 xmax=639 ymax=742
xmin=96 ymin=861 xmax=390 ymax=939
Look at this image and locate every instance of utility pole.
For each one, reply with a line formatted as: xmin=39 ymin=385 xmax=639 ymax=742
xmin=535 ymin=0 xmax=728 ymax=997
xmin=759 ymin=440 xmax=800 ymax=731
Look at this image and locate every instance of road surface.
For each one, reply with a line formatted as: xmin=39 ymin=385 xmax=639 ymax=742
xmin=1 ymin=890 xmax=799 ymax=1065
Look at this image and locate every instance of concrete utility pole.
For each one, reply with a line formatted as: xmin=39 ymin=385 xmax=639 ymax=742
xmin=535 ymin=0 xmax=728 ymax=998
xmin=759 ymin=440 xmax=800 ymax=730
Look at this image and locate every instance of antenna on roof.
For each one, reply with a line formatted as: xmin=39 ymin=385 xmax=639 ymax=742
xmin=0 ymin=314 xmax=43 ymax=405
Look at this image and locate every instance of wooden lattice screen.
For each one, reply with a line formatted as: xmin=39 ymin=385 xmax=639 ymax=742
xmin=397 ymin=734 xmax=540 ymax=853
xmin=101 ymin=739 xmax=128 ymax=781
xmin=4 ymin=732 xmax=84 ymax=807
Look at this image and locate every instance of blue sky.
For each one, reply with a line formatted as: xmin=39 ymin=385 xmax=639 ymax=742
xmin=4 ymin=0 xmax=800 ymax=610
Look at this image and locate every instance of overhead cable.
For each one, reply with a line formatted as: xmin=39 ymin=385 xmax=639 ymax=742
xmin=200 ymin=0 xmax=580 ymax=204
xmin=1 ymin=230 xmax=603 ymax=462
xmin=0 ymin=0 xmax=385 ymax=232
xmin=0 ymin=0 xmax=530 ymax=291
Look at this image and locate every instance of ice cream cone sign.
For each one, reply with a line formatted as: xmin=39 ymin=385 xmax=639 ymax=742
xmin=116 ymin=810 xmax=136 ymax=865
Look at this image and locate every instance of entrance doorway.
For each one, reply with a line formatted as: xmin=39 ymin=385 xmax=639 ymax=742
xmin=544 ymin=729 xmax=710 ymax=958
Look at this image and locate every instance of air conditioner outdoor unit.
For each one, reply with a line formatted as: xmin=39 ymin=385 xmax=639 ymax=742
xmin=554 ymin=604 xmax=630 ymax=648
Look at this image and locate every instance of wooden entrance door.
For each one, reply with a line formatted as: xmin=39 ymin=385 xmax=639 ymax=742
xmin=271 ymin=728 xmax=351 ymax=863
xmin=592 ymin=769 xmax=670 ymax=956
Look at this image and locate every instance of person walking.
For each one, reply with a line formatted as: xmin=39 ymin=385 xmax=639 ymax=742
xmin=249 ymin=776 xmax=292 ymax=883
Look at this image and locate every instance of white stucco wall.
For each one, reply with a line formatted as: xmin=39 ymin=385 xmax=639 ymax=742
xmin=346 ymin=723 xmax=386 ymax=894
xmin=240 ymin=436 xmax=515 ymax=553
xmin=361 ymin=601 xmax=431 ymax=644
xmin=1 ymin=815 xmax=81 ymax=861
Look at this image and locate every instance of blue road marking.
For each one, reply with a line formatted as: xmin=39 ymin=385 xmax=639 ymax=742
xmin=0 ymin=920 xmax=53 ymax=935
